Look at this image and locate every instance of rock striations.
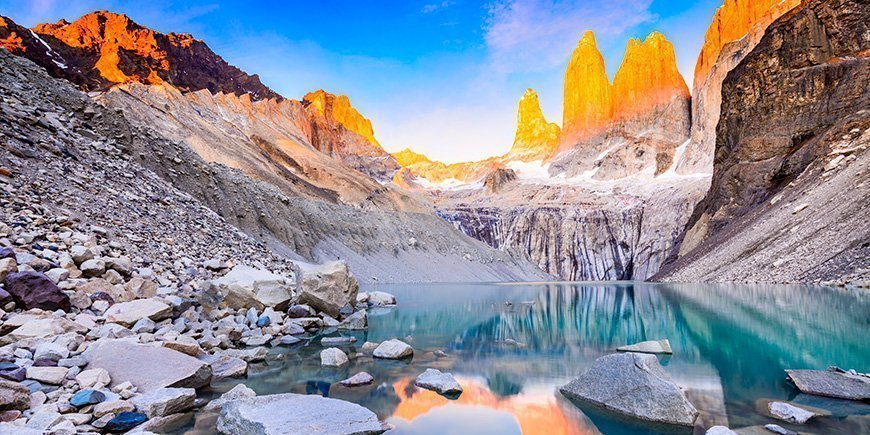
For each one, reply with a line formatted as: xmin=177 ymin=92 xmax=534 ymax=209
xmin=508 ymin=89 xmax=561 ymax=162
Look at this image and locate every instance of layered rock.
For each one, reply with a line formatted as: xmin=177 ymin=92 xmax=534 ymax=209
xmin=660 ymin=0 xmax=870 ymax=283
xmin=508 ymin=88 xmax=561 ymax=161
xmin=26 ymin=11 xmax=279 ymax=99
xmin=560 ymin=31 xmax=612 ymax=147
xmin=677 ymin=0 xmax=801 ymax=174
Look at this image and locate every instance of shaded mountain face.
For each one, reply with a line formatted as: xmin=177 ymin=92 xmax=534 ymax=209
xmin=659 ymin=0 xmax=870 ymax=283
xmin=5 ymin=10 xmax=282 ymax=99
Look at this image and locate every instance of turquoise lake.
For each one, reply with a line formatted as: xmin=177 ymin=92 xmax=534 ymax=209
xmin=186 ymin=282 xmax=870 ymax=434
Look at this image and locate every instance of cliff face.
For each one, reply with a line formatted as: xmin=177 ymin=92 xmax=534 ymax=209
xmin=25 ymin=11 xmax=280 ymax=99
xmin=677 ymin=0 xmax=801 ymax=174
xmin=560 ymin=31 xmax=612 ymax=146
xmin=660 ymin=0 xmax=870 ymax=283
xmin=508 ymin=89 xmax=561 ymax=161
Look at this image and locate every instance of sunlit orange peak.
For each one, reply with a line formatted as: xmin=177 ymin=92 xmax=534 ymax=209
xmin=510 ymin=88 xmax=561 ymax=161
xmin=612 ymin=31 xmax=689 ymax=120
xmin=303 ymin=89 xmax=381 ymax=147
xmin=562 ymin=30 xmax=612 ymax=141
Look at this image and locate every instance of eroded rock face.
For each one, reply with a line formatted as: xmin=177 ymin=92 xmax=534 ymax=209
xmin=508 ymin=89 xmax=561 ymax=162
xmin=26 ymin=11 xmax=279 ymax=99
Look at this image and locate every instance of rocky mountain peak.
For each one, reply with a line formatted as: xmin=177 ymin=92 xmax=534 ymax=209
xmin=561 ymin=30 xmax=612 ymax=143
xmin=612 ymin=31 xmax=689 ymax=121
xmin=303 ymin=89 xmax=381 ymax=148
xmin=22 ymin=10 xmax=280 ymax=99
xmin=693 ymin=0 xmax=801 ymax=91
xmin=509 ymin=88 xmax=561 ymax=161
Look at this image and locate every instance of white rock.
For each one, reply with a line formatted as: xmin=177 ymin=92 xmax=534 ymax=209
xmin=76 ymin=368 xmax=112 ymax=389
xmin=320 ymin=348 xmax=349 ymax=367
xmin=616 ymin=339 xmax=673 ymax=354
xmin=415 ymin=368 xmax=462 ymax=395
xmin=130 ymin=387 xmax=196 ymax=418
xmin=26 ymin=366 xmax=68 ymax=385
xmin=104 ymin=298 xmax=171 ymax=327
xmin=373 ymin=339 xmax=413 ymax=359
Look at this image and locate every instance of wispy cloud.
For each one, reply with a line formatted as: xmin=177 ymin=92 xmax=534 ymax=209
xmin=422 ymin=1 xmax=456 ymax=14
xmin=483 ymin=0 xmax=655 ymax=74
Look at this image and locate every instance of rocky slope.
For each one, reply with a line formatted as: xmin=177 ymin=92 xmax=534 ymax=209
xmin=658 ymin=0 xmax=870 ymax=283
xmin=676 ymin=0 xmax=801 ymax=174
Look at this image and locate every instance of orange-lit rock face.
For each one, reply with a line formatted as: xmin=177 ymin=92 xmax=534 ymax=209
xmin=612 ymin=32 xmax=689 ymax=122
xmin=509 ymin=88 xmax=561 ymax=161
xmin=562 ymin=31 xmax=612 ymax=143
xmin=0 ymin=17 xmax=26 ymax=53
xmin=693 ymin=0 xmax=800 ymax=90
xmin=304 ymin=89 xmax=380 ymax=148
xmin=29 ymin=10 xmax=280 ymax=99
xmin=391 ymin=378 xmax=593 ymax=435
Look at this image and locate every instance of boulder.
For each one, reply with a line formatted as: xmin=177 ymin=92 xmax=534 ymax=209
xmin=767 ymin=401 xmax=827 ymax=424
xmin=203 ymin=384 xmax=256 ymax=412
xmin=5 ymin=317 xmax=87 ymax=343
xmin=70 ymin=389 xmax=106 ymax=407
xmin=84 ymin=340 xmax=212 ymax=393
xmin=200 ymin=354 xmax=248 ymax=380
xmin=130 ymin=387 xmax=196 ymax=418
xmin=373 ymin=339 xmax=413 ymax=359
xmin=213 ymin=265 xmax=293 ymax=310
xmin=93 ymin=400 xmax=135 ymax=418
xmin=617 ymin=339 xmax=673 ymax=354
xmin=786 ymin=368 xmax=870 ymax=401
xmin=340 ymin=372 xmax=374 ymax=387
xmin=320 ymin=348 xmax=349 ymax=367
xmin=339 ymin=310 xmax=367 ymax=330
xmin=294 ymin=261 xmax=358 ymax=317
xmin=76 ymin=368 xmax=111 ymax=389
xmin=104 ymin=299 xmax=171 ymax=327
xmin=4 ymin=271 xmax=70 ymax=311
xmin=0 ymin=258 xmax=17 ymax=283
xmin=559 ymin=353 xmax=698 ymax=426
xmin=217 ymin=393 xmax=385 ymax=434
xmin=0 ymin=379 xmax=29 ymax=410
xmin=705 ymin=426 xmax=737 ymax=435
xmin=415 ymin=368 xmax=463 ymax=396
xmin=364 ymin=291 xmax=396 ymax=306
xmin=25 ymin=367 xmax=67 ymax=385
xmin=104 ymin=411 xmax=147 ymax=432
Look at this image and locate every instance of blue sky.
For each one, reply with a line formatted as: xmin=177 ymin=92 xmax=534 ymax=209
xmin=2 ymin=0 xmax=721 ymax=162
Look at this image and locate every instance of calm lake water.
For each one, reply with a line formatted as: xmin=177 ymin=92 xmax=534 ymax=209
xmin=184 ymin=282 xmax=870 ymax=434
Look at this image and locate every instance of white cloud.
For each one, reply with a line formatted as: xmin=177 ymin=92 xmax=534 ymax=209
xmin=483 ymin=0 xmax=655 ymax=74
xmin=422 ymin=1 xmax=456 ymax=14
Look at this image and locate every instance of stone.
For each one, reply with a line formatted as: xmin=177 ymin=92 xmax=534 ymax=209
xmin=130 ymin=387 xmax=195 ymax=418
xmin=132 ymin=317 xmax=156 ymax=334
xmin=105 ymin=299 xmax=172 ymax=327
xmin=0 ymin=259 xmax=17 ymax=283
xmin=559 ymin=353 xmax=698 ymax=426
xmin=203 ymin=383 xmax=256 ymax=412
xmin=415 ymin=368 xmax=463 ymax=396
xmin=705 ymin=426 xmax=737 ymax=435
xmin=104 ymin=411 xmax=147 ymax=432
xmin=256 ymin=314 xmax=270 ymax=327
xmin=786 ymin=368 xmax=870 ymax=401
xmin=768 ymin=401 xmax=827 ymax=424
xmin=320 ymin=348 xmax=349 ymax=367
xmin=93 ymin=400 xmax=135 ymax=418
xmin=282 ymin=323 xmax=305 ymax=335
xmin=213 ymin=265 xmax=292 ymax=310
xmin=69 ymin=246 xmax=94 ymax=265
xmin=202 ymin=355 xmax=247 ymax=380
xmin=294 ymin=261 xmax=359 ymax=317
xmin=24 ymin=410 xmax=62 ymax=431
xmin=361 ymin=342 xmax=379 ymax=353
xmin=83 ymin=340 xmax=212 ymax=393
xmin=163 ymin=337 xmax=202 ymax=357
xmin=25 ymin=366 xmax=67 ymax=385
xmin=340 ymin=372 xmax=374 ymax=387
xmin=339 ymin=310 xmax=367 ymax=330
xmin=216 ymin=393 xmax=385 ymax=435
xmin=33 ymin=342 xmax=69 ymax=362
xmin=0 ymin=378 xmax=30 ymax=410
xmin=124 ymin=278 xmax=157 ymax=299
xmin=76 ymin=368 xmax=112 ymax=389
xmin=365 ymin=291 xmax=396 ymax=306
xmin=3 ymin=271 xmax=71 ymax=311
xmin=43 ymin=268 xmax=69 ymax=284
xmin=79 ymin=259 xmax=106 ymax=277
xmin=373 ymin=339 xmax=413 ymax=359
xmin=617 ymin=339 xmax=673 ymax=354
xmin=57 ymin=357 xmax=87 ymax=368
xmin=321 ymin=336 xmax=357 ymax=346
xmin=6 ymin=318 xmax=86 ymax=342
xmin=220 ymin=347 xmax=268 ymax=363
xmin=277 ymin=336 xmax=301 ymax=346
xmin=764 ymin=424 xmax=797 ymax=435
xmin=286 ymin=304 xmax=312 ymax=318
xmin=70 ymin=389 xmax=105 ymax=407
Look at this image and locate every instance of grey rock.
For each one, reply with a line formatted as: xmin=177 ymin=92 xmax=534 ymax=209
xmin=294 ymin=261 xmax=359 ymax=317
xmin=84 ymin=340 xmax=212 ymax=393
xmin=338 ymin=310 xmax=367 ymax=330
xmin=217 ymin=393 xmax=385 ymax=434
xmin=415 ymin=368 xmax=462 ymax=396
xmin=130 ymin=387 xmax=196 ymax=418
xmin=320 ymin=348 xmax=349 ymax=367
xmin=372 ymin=339 xmax=413 ymax=359
xmin=340 ymin=372 xmax=374 ymax=387
xmin=763 ymin=424 xmax=797 ymax=435
xmin=767 ymin=401 xmax=828 ymax=424
xmin=706 ymin=427 xmax=737 ymax=435
xmin=786 ymin=368 xmax=870 ymax=400
xmin=321 ymin=336 xmax=357 ymax=346
xmin=559 ymin=353 xmax=698 ymax=426
xmin=203 ymin=384 xmax=256 ymax=412
xmin=617 ymin=339 xmax=672 ymax=354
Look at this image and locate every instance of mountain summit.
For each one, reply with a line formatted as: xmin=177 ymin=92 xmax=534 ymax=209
xmin=509 ymin=88 xmax=561 ymax=161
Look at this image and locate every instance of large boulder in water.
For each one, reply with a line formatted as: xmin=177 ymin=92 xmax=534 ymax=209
xmin=294 ymin=261 xmax=358 ymax=317
xmin=559 ymin=353 xmax=698 ymax=426
xmin=786 ymin=368 xmax=870 ymax=401
xmin=217 ymin=393 xmax=385 ymax=434
xmin=4 ymin=271 xmax=70 ymax=311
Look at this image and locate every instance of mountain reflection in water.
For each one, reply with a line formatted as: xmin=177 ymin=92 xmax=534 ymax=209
xmin=192 ymin=282 xmax=869 ymax=435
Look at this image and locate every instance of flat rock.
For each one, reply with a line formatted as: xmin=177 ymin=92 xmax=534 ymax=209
xmin=84 ymin=340 xmax=212 ymax=393
xmin=203 ymin=384 xmax=256 ymax=412
xmin=217 ymin=393 xmax=385 ymax=434
xmin=130 ymin=387 xmax=196 ymax=418
xmin=415 ymin=368 xmax=462 ymax=396
xmin=559 ymin=353 xmax=698 ymax=426
xmin=768 ymin=401 xmax=824 ymax=424
xmin=25 ymin=366 xmax=67 ymax=385
xmin=340 ymin=372 xmax=374 ymax=387
xmin=373 ymin=339 xmax=413 ymax=359
xmin=5 ymin=318 xmax=86 ymax=343
xmin=201 ymin=355 xmax=247 ymax=380
xmin=786 ymin=368 xmax=870 ymax=401
xmin=617 ymin=339 xmax=673 ymax=354
xmin=321 ymin=336 xmax=357 ymax=346
xmin=104 ymin=299 xmax=172 ymax=327
xmin=320 ymin=348 xmax=349 ymax=367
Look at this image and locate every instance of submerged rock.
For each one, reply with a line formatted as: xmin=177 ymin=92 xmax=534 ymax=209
xmin=217 ymin=393 xmax=385 ymax=434
xmin=617 ymin=339 xmax=672 ymax=354
xmin=786 ymin=368 xmax=870 ymax=401
xmin=559 ymin=353 xmax=698 ymax=426
xmin=340 ymin=372 xmax=374 ymax=387
xmin=767 ymin=401 xmax=827 ymax=424
xmin=415 ymin=368 xmax=463 ymax=396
